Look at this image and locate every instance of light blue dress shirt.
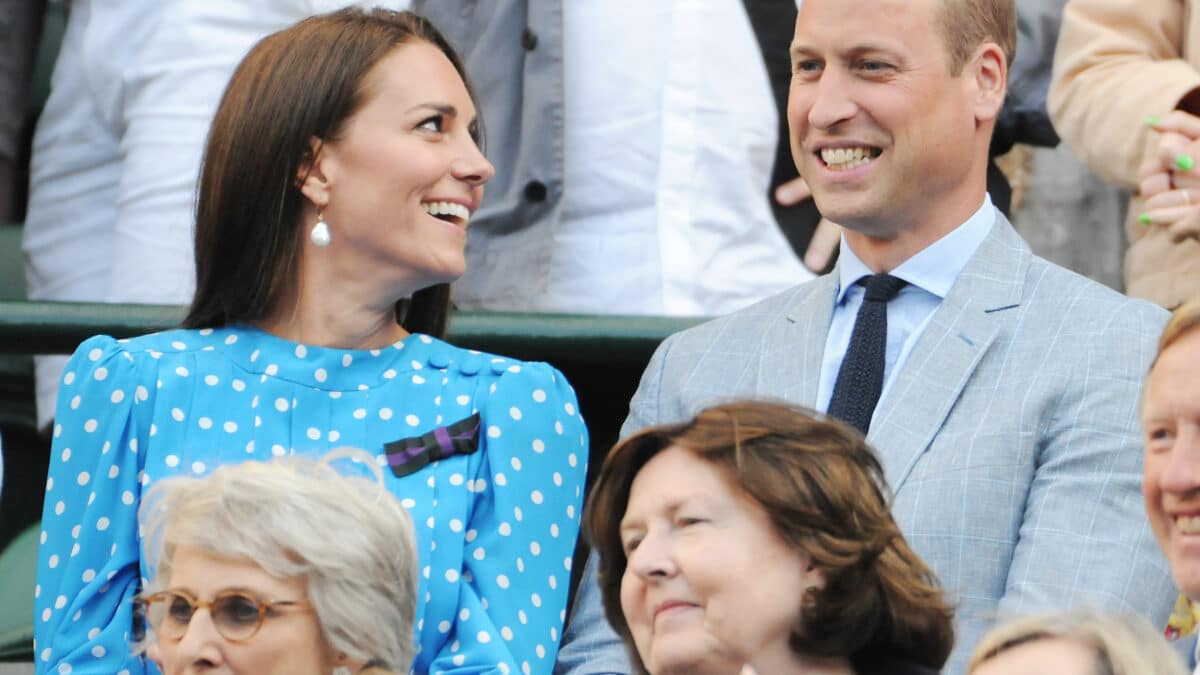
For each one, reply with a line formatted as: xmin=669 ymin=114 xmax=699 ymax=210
xmin=816 ymin=196 xmax=996 ymax=417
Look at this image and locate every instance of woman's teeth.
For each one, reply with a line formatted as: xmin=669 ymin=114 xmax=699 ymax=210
xmin=821 ymin=147 xmax=877 ymax=171
xmin=422 ymin=201 xmax=471 ymax=224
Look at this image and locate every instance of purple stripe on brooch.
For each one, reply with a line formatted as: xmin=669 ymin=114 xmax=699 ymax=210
xmin=383 ymin=412 xmax=482 ymax=478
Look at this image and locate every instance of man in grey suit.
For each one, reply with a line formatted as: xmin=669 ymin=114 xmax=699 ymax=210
xmin=555 ymin=0 xmax=1175 ymax=672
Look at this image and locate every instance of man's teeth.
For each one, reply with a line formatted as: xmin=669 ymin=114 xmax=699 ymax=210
xmin=422 ymin=201 xmax=471 ymax=224
xmin=1177 ymin=515 xmax=1200 ymax=534
xmin=821 ymin=147 xmax=876 ymax=170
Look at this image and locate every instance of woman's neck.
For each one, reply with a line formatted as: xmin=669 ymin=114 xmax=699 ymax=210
xmin=256 ymin=277 xmax=409 ymax=350
xmin=755 ymin=650 xmax=855 ymax=675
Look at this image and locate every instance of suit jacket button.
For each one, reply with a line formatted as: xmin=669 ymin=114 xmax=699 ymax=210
xmin=522 ymin=27 xmax=538 ymax=51
xmin=524 ymin=180 xmax=548 ymax=202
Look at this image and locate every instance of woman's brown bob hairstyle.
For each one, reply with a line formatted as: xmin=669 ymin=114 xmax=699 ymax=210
xmin=183 ymin=8 xmax=477 ymax=336
xmin=586 ymin=400 xmax=954 ymax=673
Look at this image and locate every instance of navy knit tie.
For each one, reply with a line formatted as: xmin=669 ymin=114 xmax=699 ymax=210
xmin=827 ymin=274 xmax=907 ymax=434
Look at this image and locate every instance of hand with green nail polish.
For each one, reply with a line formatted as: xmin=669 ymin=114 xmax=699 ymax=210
xmin=1140 ymin=213 xmax=1152 ymax=225
xmin=1145 ymin=115 xmax=1162 ymax=126
xmin=1177 ymin=154 xmax=1196 ymax=172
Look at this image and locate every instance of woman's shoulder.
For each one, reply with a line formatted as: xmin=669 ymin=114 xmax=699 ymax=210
xmin=420 ymin=335 xmax=573 ymax=390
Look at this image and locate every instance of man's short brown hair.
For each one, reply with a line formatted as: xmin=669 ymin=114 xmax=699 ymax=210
xmin=935 ymin=0 xmax=1016 ymax=74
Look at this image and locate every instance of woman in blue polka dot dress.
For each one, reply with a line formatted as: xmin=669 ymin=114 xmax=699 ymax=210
xmin=33 ymin=9 xmax=587 ymax=675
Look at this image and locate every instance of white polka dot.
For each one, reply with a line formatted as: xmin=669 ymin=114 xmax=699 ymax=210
xmin=523 ymin=662 xmax=532 ymax=675
xmin=495 ymin=473 xmax=507 ymax=487
xmin=531 ymin=593 xmax=542 ymax=607
xmin=232 ymin=379 xmax=246 ymax=392
xmin=553 ymin=472 xmax=563 ymax=487
xmin=406 ymin=414 xmax=420 ymax=426
xmin=551 ymin=524 xmax=560 ymax=537
xmin=549 ymin=575 xmax=558 ymax=589
xmin=198 ymin=417 xmax=213 ymax=430
xmin=93 ymin=367 xmax=109 ymax=382
xmin=40 ymin=648 xmax=50 ymax=661
xmin=530 ymin=542 xmax=541 ymax=555
xmin=165 ymin=454 xmax=180 ymax=467
xmin=54 ymin=501 xmax=65 ymax=515
xmin=272 ymin=444 xmax=287 ymax=457
xmin=519 ymin=610 xmax=528 ymax=624
xmin=314 ymin=368 xmax=327 ymax=382
xmin=568 ymin=453 xmax=578 ymax=467
xmin=353 ymin=408 xmax=367 ymax=419
xmin=204 ymin=374 xmax=218 ymax=386
xmin=135 ymin=385 xmax=149 ymax=401
xmin=473 ymin=548 xmax=486 ymax=561
xmin=555 ymin=421 xmax=564 ymax=434
xmin=453 ymin=655 xmax=465 ymax=666
xmin=328 ymin=430 xmax=340 ymax=442
xmin=174 ymin=366 xmax=189 ymax=378
xmin=224 ymin=421 xmax=238 ymax=433
xmin=91 ymin=645 xmax=106 ymax=658
xmin=514 ymin=507 xmax=524 ymax=521
xmin=76 ymin=472 xmax=89 ymax=486
xmin=84 ymin=419 xmax=98 ymax=433
xmin=54 ymin=595 xmax=66 ymax=609
xmin=460 ymin=608 xmax=471 ymax=621
xmin=307 ymin=427 xmax=320 ymax=440
xmin=565 ymin=402 xmax=576 ymax=415
xmin=449 ymin=519 xmax=464 ymax=532
xmin=48 ymin=554 xmax=59 ymax=569
xmin=110 ymin=390 xmax=125 ymax=404
xmin=499 ymin=522 xmax=512 ymax=536
xmin=511 ymin=457 xmax=523 ymax=471
xmin=501 ymin=626 xmax=514 ymax=641
xmin=488 ymin=425 xmax=502 ymax=439
xmin=438 ymin=620 xmax=452 ymax=634
xmin=295 ymin=345 xmax=308 ymax=358
xmin=401 ymin=498 xmax=417 ymax=509
xmin=96 ymin=517 xmax=110 ymax=531
xmin=383 ymin=369 xmax=397 ymax=379
xmin=497 ymin=574 xmax=510 ymax=589
xmin=60 ymin=448 xmax=71 ymax=462
xmin=69 ymin=395 xmax=80 ymax=410
xmin=449 ymin=474 xmax=465 ymax=486
xmin=122 ymin=491 xmax=135 ymax=505
xmin=171 ymin=408 xmax=185 ymax=422
xmin=510 ymin=407 xmax=523 ymax=420
xmin=379 ymin=408 xmax=393 ymax=420
xmin=41 ymin=608 xmax=51 ymax=622
xmin=275 ymin=398 xmax=289 ymax=412
xmin=531 ymin=490 xmax=544 ymax=504
xmin=532 ymin=439 xmax=545 ymax=453
xmin=445 ymin=569 xmax=460 ymax=583
xmin=191 ymin=462 xmax=206 ymax=474
xmin=465 ymin=529 xmax=478 ymax=542
xmin=456 ymin=394 xmax=470 ymax=405
xmin=70 ymin=525 xmax=80 ymax=539
xmin=82 ymin=569 xmax=96 ymax=583
xmin=532 ymin=389 xmax=547 ymax=403
xmin=477 ymin=631 xmax=491 ymax=644
xmin=412 ymin=375 xmax=426 ymax=384
xmin=567 ymin=504 xmax=575 ymax=518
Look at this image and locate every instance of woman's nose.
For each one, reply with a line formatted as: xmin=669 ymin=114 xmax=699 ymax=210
xmin=173 ymin=608 xmax=226 ymax=668
xmin=627 ymin=534 xmax=678 ymax=580
xmin=453 ymin=139 xmax=495 ymax=187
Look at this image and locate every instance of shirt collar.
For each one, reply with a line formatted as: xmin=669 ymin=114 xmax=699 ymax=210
xmin=836 ymin=194 xmax=996 ymax=303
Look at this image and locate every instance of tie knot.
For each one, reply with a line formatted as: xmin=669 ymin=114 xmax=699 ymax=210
xmin=860 ymin=274 xmax=906 ymax=302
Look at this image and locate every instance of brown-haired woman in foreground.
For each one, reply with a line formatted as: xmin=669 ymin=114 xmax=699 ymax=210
xmin=587 ymin=400 xmax=954 ymax=675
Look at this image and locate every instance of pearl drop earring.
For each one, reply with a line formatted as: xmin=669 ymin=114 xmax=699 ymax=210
xmin=310 ymin=211 xmax=331 ymax=247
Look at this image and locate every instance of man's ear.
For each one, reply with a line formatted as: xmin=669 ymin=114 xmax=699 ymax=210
xmin=968 ymin=41 xmax=1007 ymax=124
xmin=298 ymin=137 xmax=332 ymax=210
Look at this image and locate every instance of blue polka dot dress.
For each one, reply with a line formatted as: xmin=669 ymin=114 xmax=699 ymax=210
xmin=34 ymin=326 xmax=588 ymax=675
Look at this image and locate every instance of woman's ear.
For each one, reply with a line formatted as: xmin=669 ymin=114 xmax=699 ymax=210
xmin=298 ymin=137 xmax=332 ymax=210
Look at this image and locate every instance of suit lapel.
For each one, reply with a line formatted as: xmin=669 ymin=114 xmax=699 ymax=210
xmin=868 ymin=214 xmax=1029 ymax=490
xmin=762 ymin=273 xmax=838 ymax=407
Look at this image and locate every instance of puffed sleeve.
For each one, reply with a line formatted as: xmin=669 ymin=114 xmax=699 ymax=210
xmin=34 ymin=335 xmax=151 ymax=675
xmin=426 ymin=361 xmax=588 ymax=675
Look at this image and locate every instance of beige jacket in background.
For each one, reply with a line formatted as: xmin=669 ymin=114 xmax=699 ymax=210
xmin=1049 ymin=0 xmax=1200 ymax=308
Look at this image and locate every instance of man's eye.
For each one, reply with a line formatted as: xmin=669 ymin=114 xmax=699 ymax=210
xmin=858 ymin=60 xmax=891 ymax=72
xmin=418 ymin=115 xmax=444 ymax=132
xmin=794 ymin=60 xmax=822 ymax=74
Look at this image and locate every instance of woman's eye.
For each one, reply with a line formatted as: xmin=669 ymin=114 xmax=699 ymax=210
xmin=218 ymin=596 xmax=263 ymax=624
xmin=165 ymin=595 xmax=195 ymax=623
xmin=622 ymin=537 xmax=642 ymax=555
xmin=417 ymin=115 xmax=444 ymax=133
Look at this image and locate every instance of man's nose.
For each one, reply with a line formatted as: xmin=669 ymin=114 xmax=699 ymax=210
xmin=806 ymin=69 xmax=858 ymax=130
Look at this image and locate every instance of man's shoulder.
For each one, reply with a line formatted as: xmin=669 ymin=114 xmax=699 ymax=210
xmin=661 ymin=277 xmax=829 ymax=353
xmin=1023 ymin=254 xmax=1169 ymax=330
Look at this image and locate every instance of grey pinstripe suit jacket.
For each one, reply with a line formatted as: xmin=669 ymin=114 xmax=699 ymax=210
xmin=558 ymin=213 xmax=1176 ymax=674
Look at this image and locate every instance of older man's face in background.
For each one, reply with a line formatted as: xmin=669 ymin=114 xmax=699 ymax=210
xmin=1143 ymin=329 xmax=1200 ymax=599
